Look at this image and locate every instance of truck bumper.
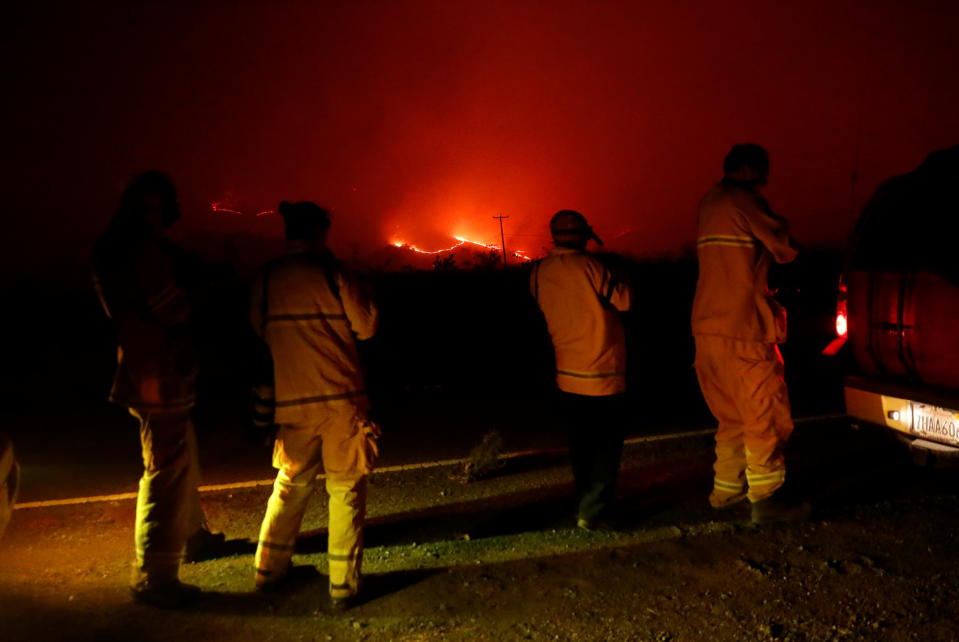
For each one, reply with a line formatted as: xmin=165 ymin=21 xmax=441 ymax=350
xmin=844 ymin=376 xmax=959 ymax=464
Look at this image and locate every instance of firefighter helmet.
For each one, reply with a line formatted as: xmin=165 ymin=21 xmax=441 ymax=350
xmin=279 ymin=201 xmax=331 ymax=240
xmin=550 ymin=210 xmax=603 ymax=247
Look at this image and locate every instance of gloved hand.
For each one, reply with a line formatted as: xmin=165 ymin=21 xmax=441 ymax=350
xmin=350 ymin=418 xmax=382 ymax=475
xmin=245 ymin=421 xmax=278 ymax=448
xmin=249 ymin=382 xmax=276 ymax=446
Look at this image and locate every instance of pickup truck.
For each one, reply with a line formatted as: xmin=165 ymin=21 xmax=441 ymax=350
xmin=829 ymin=146 xmax=959 ymax=464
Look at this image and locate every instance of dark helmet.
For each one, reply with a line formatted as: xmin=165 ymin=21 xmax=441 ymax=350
xmin=114 ymin=170 xmax=180 ymax=230
xmin=278 ymin=200 xmax=331 ymax=240
xmin=550 ymin=210 xmax=603 ymax=247
xmin=723 ymin=144 xmax=769 ymax=177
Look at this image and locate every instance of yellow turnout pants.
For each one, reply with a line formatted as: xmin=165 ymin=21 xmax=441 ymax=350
xmin=129 ymin=408 xmax=204 ymax=585
xmin=255 ymin=405 xmax=368 ymax=599
xmin=694 ymin=335 xmax=794 ymax=505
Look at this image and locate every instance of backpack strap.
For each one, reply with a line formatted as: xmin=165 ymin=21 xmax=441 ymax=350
xmin=308 ymin=250 xmax=343 ymax=303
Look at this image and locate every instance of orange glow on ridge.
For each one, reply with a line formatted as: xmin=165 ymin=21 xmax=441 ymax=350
xmin=391 ymin=235 xmax=530 ymax=261
xmin=211 ymin=202 xmax=276 ymax=216
xmin=211 ymin=201 xmax=243 ymax=215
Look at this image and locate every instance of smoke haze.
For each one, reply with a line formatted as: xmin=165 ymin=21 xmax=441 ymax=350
xmin=5 ymin=0 xmax=959 ymax=271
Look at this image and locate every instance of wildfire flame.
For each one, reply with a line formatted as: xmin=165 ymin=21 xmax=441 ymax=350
xmin=211 ymin=202 xmax=243 ymax=215
xmin=211 ymin=202 xmax=275 ymax=216
xmin=392 ymin=235 xmax=530 ymax=261
xmin=212 ymin=200 xmax=530 ymax=261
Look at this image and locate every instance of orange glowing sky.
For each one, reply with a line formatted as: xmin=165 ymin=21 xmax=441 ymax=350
xmin=5 ymin=1 xmax=959 ymax=271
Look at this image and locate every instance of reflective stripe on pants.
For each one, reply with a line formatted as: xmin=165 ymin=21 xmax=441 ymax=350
xmin=255 ymin=463 xmax=319 ymax=585
xmin=129 ymin=408 xmax=202 ymax=585
xmin=255 ymin=407 xmax=369 ymax=598
xmin=326 ymin=476 xmax=366 ymax=599
xmin=694 ymin=335 xmax=793 ymax=504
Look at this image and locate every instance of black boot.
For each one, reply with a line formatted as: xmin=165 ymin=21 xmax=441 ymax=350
xmin=130 ymin=578 xmax=200 ymax=609
xmin=184 ymin=528 xmax=227 ymax=562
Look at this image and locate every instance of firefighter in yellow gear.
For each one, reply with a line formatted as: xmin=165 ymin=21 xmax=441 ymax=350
xmin=252 ymin=201 xmax=379 ymax=606
xmin=531 ymin=210 xmax=632 ymax=529
xmin=93 ymin=171 xmax=223 ymax=608
xmin=692 ymin=144 xmax=810 ymax=524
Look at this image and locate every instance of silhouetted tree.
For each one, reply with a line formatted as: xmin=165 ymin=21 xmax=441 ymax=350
xmin=432 ymin=253 xmax=457 ymax=271
xmin=473 ymin=249 xmax=501 ymax=270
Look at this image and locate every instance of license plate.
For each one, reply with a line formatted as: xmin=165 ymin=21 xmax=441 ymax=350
xmin=910 ymin=403 xmax=959 ymax=446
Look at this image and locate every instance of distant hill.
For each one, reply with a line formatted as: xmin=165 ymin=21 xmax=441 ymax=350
xmin=364 ymin=239 xmax=531 ymax=272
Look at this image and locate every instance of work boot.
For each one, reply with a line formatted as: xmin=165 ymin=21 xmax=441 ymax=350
xmin=330 ymin=593 xmax=361 ymax=612
xmin=255 ymin=564 xmax=320 ymax=594
xmin=130 ymin=579 xmax=201 ymax=609
xmin=184 ymin=528 xmax=227 ymax=563
xmin=709 ymin=491 xmax=748 ymax=510
xmin=329 ymin=578 xmax=363 ymax=612
xmin=750 ymin=494 xmax=812 ymax=526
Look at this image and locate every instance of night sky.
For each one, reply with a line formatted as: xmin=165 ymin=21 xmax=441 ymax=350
xmin=5 ymin=0 xmax=958 ymax=272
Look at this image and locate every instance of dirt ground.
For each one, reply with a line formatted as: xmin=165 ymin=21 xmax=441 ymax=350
xmin=3 ymin=418 xmax=959 ymax=641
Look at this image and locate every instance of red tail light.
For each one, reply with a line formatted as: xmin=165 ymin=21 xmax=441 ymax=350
xmin=836 ymin=279 xmax=848 ymax=338
xmin=823 ymin=277 xmax=848 ymax=356
xmin=836 ymin=302 xmax=848 ymax=338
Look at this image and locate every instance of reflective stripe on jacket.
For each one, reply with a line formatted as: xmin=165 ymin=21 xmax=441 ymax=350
xmin=531 ymin=247 xmax=632 ymax=396
xmin=691 ymin=181 xmax=798 ymax=344
xmin=92 ymin=229 xmax=197 ymax=410
xmin=251 ymin=242 xmax=378 ymax=424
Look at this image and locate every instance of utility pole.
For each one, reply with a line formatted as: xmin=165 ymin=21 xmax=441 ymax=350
xmin=493 ymin=214 xmax=509 ymax=269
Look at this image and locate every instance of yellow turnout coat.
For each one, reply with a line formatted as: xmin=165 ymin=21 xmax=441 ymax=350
xmin=531 ymin=247 xmax=632 ymax=396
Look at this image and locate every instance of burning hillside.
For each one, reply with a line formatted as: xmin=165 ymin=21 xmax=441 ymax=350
xmin=371 ymin=236 xmax=532 ymax=271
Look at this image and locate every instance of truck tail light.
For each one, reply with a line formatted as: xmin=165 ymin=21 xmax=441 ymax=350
xmin=823 ymin=277 xmax=848 ymax=355
xmin=836 ymin=278 xmax=848 ymax=338
xmin=836 ymin=299 xmax=848 ymax=338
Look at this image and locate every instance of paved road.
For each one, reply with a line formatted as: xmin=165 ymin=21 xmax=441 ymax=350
xmin=5 ymin=414 xmax=959 ymax=641
xmin=7 ymin=390 xmax=722 ymax=504
xmin=8 ymin=387 xmax=843 ymax=507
